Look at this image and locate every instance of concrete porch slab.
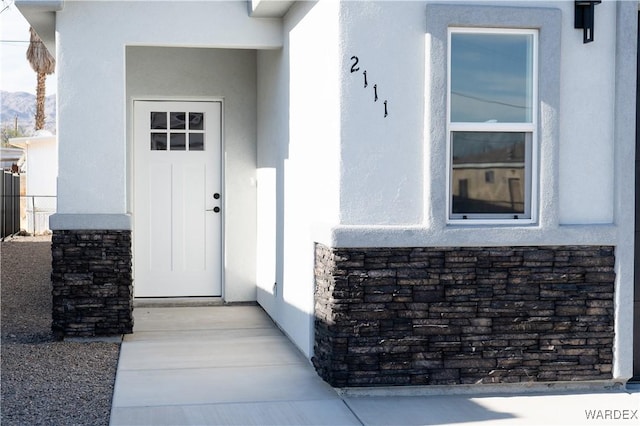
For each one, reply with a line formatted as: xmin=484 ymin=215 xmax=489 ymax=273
xmin=112 ymin=364 xmax=338 ymax=407
xmin=118 ymin=331 xmax=307 ymax=370
xmin=110 ymin=305 xmax=358 ymax=425
xmin=110 ymin=305 xmax=640 ymax=426
xmin=110 ymin=399 xmax=361 ymax=426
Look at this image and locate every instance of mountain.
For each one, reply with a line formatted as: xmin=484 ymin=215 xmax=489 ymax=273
xmin=1 ymin=91 xmax=56 ymax=135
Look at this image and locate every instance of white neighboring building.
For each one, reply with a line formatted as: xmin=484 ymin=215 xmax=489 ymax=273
xmin=16 ymin=0 xmax=639 ymax=387
xmin=0 ymin=147 xmax=23 ymax=171
xmin=9 ymin=131 xmax=57 ymax=234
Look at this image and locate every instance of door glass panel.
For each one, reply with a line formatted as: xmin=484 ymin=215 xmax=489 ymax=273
xmin=189 ymin=134 xmax=204 ymax=151
xmin=189 ymin=113 xmax=204 ymax=130
xmin=170 ymin=112 xmax=186 ymax=130
xmin=150 ymin=111 xmax=207 ymax=152
xmin=151 ymin=112 xmax=167 ymax=129
xmin=170 ymin=133 xmax=186 ymax=151
xmin=151 ymin=133 xmax=167 ymax=150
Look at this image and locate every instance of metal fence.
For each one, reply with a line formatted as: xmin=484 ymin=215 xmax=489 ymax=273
xmin=1 ymin=171 xmax=20 ymax=238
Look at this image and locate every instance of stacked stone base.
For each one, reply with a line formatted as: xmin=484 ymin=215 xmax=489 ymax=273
xmin=313 ymin=244 xmax=615 ymax=387
xmin=51 ymin=230 xmax=133 ymax=337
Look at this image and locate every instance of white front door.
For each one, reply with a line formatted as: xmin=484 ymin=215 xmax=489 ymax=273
xmin=134 ymin=101 xmax=222 ymax=297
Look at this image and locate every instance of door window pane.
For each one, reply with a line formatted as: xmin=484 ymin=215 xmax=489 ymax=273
xmin=451 ymin=132 xmax=526 ymax=215
xmin=151 ymin=133 xmax=167 ymax=150
xmin=189 ymin=134 xmax=204 ymax=151
xmin=170 ymin=112 xmax=186 ymax=130
xmin=151 ymin=112 xmax=167 ymax=129
xmin=450 ymin=32 xmax=534 ymax=123
xmin=189 ymin=113 xmax=204 ymax=130
xmin=170 ymin=133 xmax=186 ymax=151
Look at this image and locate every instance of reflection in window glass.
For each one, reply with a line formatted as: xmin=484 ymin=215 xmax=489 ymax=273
xmin=170 ymin=112 xmax=186 ymax=130
xmin=189 ymin=113 xmax=204 ymax=130
xmin=151 ymin=133 xmax=167 ymax=150
xmin=450 ymin=32 xmax=534 ymax=123
xmin=189 ymin=134 xmax=204 ymax=151
xmin=451 ymin=132 xmax=526 ymax=214
xmin=170 ymin=133 xmax=186 ymax=151
xmin=151 ymin=112 xmax=167 ymax=129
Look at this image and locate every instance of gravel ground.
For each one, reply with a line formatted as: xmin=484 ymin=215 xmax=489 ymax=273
xmin=1 ymin=236 xmax=121 ymax=426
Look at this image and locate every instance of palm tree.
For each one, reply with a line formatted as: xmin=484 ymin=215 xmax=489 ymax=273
xmin=26 ymin=27 xmax=55 ymax=131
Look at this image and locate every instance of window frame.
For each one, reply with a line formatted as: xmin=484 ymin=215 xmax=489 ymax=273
xmin=446 ymin=27 xmax=539 ymax=225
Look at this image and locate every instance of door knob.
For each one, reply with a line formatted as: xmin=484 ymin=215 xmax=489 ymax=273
xmin=205 ymin=207 xmax=221 ymax=213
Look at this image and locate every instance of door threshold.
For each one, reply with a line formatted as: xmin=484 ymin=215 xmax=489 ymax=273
xmin=134 ymin=297 xmax=224 ymax=308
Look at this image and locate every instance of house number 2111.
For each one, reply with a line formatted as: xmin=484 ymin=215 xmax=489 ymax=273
xmin=350 ymin=56 xmax=388 ymax=118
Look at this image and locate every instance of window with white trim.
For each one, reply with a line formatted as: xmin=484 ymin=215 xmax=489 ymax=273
xmin=447 ymin=28 xmax=538 ymax=223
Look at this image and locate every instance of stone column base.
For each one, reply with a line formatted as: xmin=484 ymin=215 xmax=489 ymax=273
xmin=51 ymin=230 xmax=133 ymax=337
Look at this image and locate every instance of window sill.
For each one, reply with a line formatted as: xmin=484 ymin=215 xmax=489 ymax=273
xmin=447 ymin=218 xmax=536 ymax=226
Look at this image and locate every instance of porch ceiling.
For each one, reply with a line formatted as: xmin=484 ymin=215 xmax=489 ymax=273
xmin=14 ymin=0 xmax=63 ymax=57
xmin=248 ymin=0 xmax=294 ymax=17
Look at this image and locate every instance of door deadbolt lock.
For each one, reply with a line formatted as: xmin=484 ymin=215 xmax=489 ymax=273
xmin=213 ymin=193 xmax=220 ymax=199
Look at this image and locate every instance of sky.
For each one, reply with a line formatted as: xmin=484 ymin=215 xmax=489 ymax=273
xmin=0 ymin=1 xmax=57 ymax=95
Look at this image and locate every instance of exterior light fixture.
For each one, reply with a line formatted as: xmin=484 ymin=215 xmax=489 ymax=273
xmin=575 ymin=0 xmax=601 ymax=43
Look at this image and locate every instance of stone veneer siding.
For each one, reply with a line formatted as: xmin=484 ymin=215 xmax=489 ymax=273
xmin=313 ymin=244 xmax=615 ymax=387
xmin=51 ymin=230 xmax=133 ymax=337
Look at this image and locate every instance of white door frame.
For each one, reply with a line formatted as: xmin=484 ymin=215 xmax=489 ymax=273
xmin=131 ymin=97 xmax=225 ymax=299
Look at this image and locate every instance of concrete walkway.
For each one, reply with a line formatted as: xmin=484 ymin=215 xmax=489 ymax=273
xmin=110 ymin=306 xmax=640 ymax=425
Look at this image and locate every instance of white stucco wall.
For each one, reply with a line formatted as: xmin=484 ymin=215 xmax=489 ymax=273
xmin=52 ymin=0 xmax=280 ymax=229
xmin=257 ymin=0 xmax=341 ymax=356
xmin=315 ymin=0 xmax=634 ymax=381
xmin=339 ymin=0 xmax=426 ymax=226
xmin=332 ymin=0 xmax=618 ymax=234
xmin=257 ymin=0 xmax=635 ymax=372
xmin=126 ymin=46 xmax=258 ymax=302
xmin=558 ymin=1 xmax=616 ymax=225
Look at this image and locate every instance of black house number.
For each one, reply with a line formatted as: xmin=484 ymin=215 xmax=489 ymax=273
xmin=350 ymin=56 xmax=388 ymax=118
xmin=350 ymin=56 xmax=360 ymax=73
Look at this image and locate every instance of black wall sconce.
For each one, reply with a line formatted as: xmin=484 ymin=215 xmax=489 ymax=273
xmin=575 ymin=0 xmax=601 ymax=43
